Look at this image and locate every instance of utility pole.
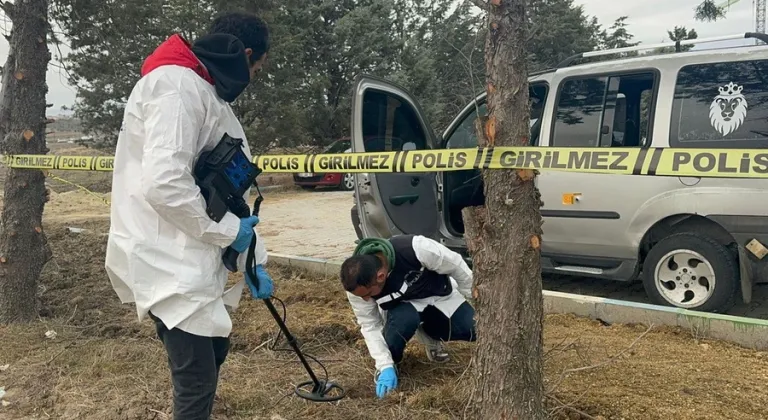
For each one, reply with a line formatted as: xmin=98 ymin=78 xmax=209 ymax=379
xmin=757 ymin=0 xmax=766 ymax=44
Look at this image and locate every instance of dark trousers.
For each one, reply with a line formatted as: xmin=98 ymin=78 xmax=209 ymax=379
xmin=383 ymin=301 xmax=476 ymax=364
xmin=150 ymin=312 xmax=230 ymax=420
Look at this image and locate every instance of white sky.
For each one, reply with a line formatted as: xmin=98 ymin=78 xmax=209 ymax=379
xmin=0 ymin=0 xmax=760 ymax=115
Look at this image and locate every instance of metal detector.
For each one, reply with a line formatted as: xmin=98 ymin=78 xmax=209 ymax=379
xmin=193 ymin=133 xmax=347 ymax=403
xmin=242 ymin=190 xmax=346 ymax=402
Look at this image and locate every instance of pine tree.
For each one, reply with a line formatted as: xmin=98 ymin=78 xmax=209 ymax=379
xmin=0 ymin=0 xmax=54 ymax=323
xmin=464 ymin=0 xmax=545 ymax=418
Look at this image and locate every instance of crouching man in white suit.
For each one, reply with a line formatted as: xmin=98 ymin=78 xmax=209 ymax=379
xmin=104 ymin=12 xmax=274 ymax=420
xmin=340 ymin=235 xmax=477 ymax=399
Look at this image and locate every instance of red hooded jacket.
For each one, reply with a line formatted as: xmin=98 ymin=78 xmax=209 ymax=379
xmin=140 ymin=34 xmax=215 ymax=85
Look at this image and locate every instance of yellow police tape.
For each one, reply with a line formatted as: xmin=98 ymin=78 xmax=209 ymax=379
xmin=4 ymin=147 xmax=768 ymax=178
xmin=45 ymin=172 xmax=111 ymax=206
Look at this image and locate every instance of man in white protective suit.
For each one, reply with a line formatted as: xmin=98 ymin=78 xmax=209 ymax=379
xmin=340 ymin=235 xmax=477 ymax=399
xmin=104 ymin=11 xmax=274 ymax=420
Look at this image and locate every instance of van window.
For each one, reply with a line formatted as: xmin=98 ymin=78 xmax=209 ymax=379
xmin=670 ymin=59 xmax=768 ymax=148
xmin=609 ymin=73 xmax=655 ymax=147
xmin=361 ymin=89 xmax=429 ymax=152
xmin=552 ymin=77 xmax=607 ymax=147
xmin=552 ymin=72 xmax=656 ymax=148
xmin=446 ymin=103 xmax=487 ymax=149
xmin=445 ymin=83 xmax=549 ymax=149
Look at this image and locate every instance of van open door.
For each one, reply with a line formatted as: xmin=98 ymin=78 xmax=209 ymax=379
xmin=351 ymin=75 xmax=440 ymax=240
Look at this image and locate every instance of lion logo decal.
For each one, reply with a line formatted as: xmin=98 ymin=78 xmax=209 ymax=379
xmin=709 ymin=82 xmax=748 ymax=137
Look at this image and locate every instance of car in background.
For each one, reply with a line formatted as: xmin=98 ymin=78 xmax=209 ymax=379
xmin=293 ymin=138 xmax=355 ymax=191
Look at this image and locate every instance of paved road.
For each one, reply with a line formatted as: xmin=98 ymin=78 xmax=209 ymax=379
xmin=259 ymin=188 xmax=768 ymax=319
xmin=258 ymin=189 xmax=358 ymax=260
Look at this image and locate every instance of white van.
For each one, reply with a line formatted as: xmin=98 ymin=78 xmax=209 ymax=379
xmin=350 ymin=33 xmax=768 ymax=313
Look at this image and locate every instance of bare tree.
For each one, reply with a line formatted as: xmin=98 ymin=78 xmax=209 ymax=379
xmin=462 ymin=0 xmax=545 ymax=418
xmin=0 ymin=0 xmax=53 ymax=323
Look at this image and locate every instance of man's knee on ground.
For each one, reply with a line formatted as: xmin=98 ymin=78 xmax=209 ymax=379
xmin=384 ymin=305 xmax=421 ymax=340
xmin=383 ymin=304 xmax=421 ymax=363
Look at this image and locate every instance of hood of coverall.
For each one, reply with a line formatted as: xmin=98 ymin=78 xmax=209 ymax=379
xmin=141 ymin=33 xmax=251 ymax=103
xmin=353 ymin=238 xmax=396 ymax=270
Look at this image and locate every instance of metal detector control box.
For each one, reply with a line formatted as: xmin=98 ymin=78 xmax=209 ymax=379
xmin=194 ymin=133 xmax=262 ymax=223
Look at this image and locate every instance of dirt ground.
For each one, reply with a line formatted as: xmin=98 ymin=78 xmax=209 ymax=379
xmin=1 ymin=214 xmax=768 ymax=420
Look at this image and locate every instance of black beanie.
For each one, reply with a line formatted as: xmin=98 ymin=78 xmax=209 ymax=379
xmin=191 ymin=33 xmax=251 ymax=103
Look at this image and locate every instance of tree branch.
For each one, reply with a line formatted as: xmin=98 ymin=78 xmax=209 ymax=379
xmin=548 ymin=393 xmax=597 ymax=420
xmin=0 ymin=1 xmax=13 ymax=21
xmin=466 ymin=0 xmax=488 ymax=10
xmin=547 ymin=324 xmax=654 ymax=394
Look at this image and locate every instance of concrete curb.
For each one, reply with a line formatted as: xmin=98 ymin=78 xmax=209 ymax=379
xmin=268 ymin=253 xmax=344 ymax=277
xmin=268 ymin=252 xmax=768 ymax=351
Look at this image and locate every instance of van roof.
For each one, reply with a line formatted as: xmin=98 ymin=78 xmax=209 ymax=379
xmin=530 ymin=32 xmax=768 ymax=79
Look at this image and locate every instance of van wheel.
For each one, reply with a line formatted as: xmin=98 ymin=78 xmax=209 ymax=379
xmin=642 ymin=232 xmax=738 ymax=313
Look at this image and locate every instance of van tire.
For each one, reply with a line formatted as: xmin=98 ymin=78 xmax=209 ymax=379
xmin=642 ymin=232 xmax=738 ymax=313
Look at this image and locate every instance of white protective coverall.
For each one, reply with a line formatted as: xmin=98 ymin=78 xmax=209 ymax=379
xmin=345 ymin=235 xmax=473 ymax=373
xmin=105 ymin=56 xmax=267 ymax=339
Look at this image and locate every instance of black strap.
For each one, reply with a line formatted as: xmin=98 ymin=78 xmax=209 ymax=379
xmin=245 ymin=182 xmax=264 ymax=291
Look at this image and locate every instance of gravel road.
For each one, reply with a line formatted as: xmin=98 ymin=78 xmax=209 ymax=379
xmin=257 ymin=188 xmax=768 ymax=319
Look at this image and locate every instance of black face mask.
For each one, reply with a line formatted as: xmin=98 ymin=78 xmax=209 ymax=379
xmin=191 ymin=33 xmax=251 ymax=103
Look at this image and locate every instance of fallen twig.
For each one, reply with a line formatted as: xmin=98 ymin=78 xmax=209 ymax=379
xmin=147 ymin=408 xmax=169 ymax=419
xmin=548 ymin=324 xmax=654 ymax=394
xmin=66 ymin=304 xmax=78 ymax=324
xmin=44 ymin=342 xmax=76 ymax=366
xmin=548 ymin=393 xmax=597 ymax=420
xmin=544 ymin=336 xmax=580 ymax=361
xmin=249 ymin=339 xmax=271 ymax=353
xmin=267 ymin=389 xmax=295 ymax=411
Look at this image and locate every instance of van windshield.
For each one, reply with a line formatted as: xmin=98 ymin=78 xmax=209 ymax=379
xmin=446 ymin=83 xmax=549 ymax=149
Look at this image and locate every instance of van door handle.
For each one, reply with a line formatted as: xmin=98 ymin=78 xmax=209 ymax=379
xmin=390 ymin=195 xmax=419 ymax=206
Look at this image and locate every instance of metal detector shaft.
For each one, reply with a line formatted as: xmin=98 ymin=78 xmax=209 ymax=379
xmin=239 ymin=189 xmax=344 ymax=401
xmin=240 ymin=190 xmax=321 ymax=388
xmin=262 ymin=298 xmax=322 ymax=388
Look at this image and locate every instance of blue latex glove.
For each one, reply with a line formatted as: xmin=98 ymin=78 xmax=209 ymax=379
xmin=230 ymin=216 xmax=259 ymax=253
xmin=245 ymin=264 xmax=274 ymax=299
xmin=376 ymin=367 xmax=398 ymax=399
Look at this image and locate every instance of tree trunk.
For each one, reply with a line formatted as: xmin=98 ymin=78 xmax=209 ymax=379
xmin=463 ymin=0 xmax=545 ymax=418
xmin=0 ymin=0 xmax=53 ymax=323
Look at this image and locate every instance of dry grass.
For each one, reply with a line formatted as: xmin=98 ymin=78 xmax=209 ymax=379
xmin=1 ymin=220 xmax=768 ymax=420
